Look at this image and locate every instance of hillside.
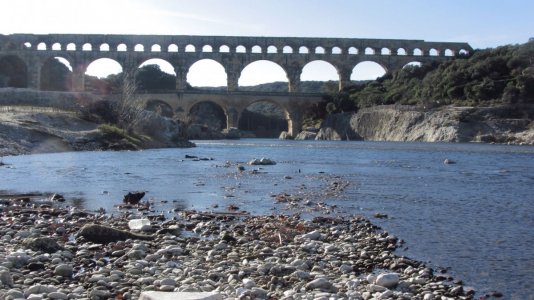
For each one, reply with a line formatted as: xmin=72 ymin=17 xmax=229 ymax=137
xmin=343 ymin=41 xmax=534 ymax=110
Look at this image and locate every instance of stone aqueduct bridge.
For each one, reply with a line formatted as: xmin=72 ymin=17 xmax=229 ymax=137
xmin=0 ymin=34 xmax=472 ymax=135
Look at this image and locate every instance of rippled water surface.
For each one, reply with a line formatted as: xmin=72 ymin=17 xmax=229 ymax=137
xmin=2 ymin=139 xmax=534 ymax=298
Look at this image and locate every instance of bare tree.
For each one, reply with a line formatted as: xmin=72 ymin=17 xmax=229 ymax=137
xmin=115 ymin=70 xmax=147 ymax=133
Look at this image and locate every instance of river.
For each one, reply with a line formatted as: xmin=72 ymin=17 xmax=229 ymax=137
xmin=1 ymin=139 xmax=533 ymax=299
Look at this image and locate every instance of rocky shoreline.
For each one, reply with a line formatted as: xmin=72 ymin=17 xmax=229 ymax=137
xmin=292 ymin=105 xmax=534 ymax=145
xmin=0 ymin=193 xmax=484 ymax=300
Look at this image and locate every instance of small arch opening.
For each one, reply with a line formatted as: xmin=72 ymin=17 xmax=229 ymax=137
xmin=134 ymin=44 xmax=145 ymax=52
xmin=37 ymin=42 xmax=47 ymax=50
xmin=151 ymin=44 xmax=161 ymax=52
xmin=364 ymin=47 xmax=375 ymax=55
xmin=315 ymin=46 xmax=325 ymax=54
xmin=397 ymin=48 xmax=407 ymax=55
xmin=267 ymin=46 xmax=277 ymax=53
xmin=332 ymin=47 xmax=342 ymax=54
xmin=299 ymin=46 xmax=309 ymax=54
xmin=381 ymin=48 xmax=391 ymax=55
xmin=117 ymin=43 xmax=127 ymax=51
xmin=185 ymin=44 xmax=196 ymax=52
xmin=429 ymin=48 xmax=439 ymax=56
xmin=413 ymin=48 xmax=423 ymax=56
xmin=168 ymin=44 xmax=178 ymax=52
xmin=236 ymin=45 xmax=246 ymax=53
xmin=52 ymin=43 xmax=62 ymax=51
xmin=283 ymin=46 xmax=293 ymax=54
xmin=82 ymin=43 xmax=92 ymax=51
xmin=219 ymin=45 xmax=230 ymax=53
xmin=66 ymin=43 xmax=76 ymax=51
xmin=100 ymin=43 xmax=110 ymax=51
xmin=445 ymin=49 xmax=454 ymax=56
xmin=348 ymin=47 xmax=358 ymax=54
xmin=251 ymin=45 xmax=262 ymax=53
xmin=202 ymin=45 xmax=213 ymax=52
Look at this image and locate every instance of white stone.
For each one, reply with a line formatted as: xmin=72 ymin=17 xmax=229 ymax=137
xmin=301 ymin=230 xmax=322 ymax=240
xmin=139 ymin=291 xmax=223 ymax=300
xmin=375 ymin=273 xmax=400 ymax=288
xmin=128 ymin=219 xmax=151 ymax=230
xmin=306 ymin=277 xmax=332 ymax=290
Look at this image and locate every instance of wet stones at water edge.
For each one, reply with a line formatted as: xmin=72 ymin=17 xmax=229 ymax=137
xmin=22 ymin=236 xmax=62 ymax=253
xmin=77 ymin=224 xmax=154 ymax=243
xmin=0 ymin=200 xmax=486 ymax=299
xmin=248 ymin=157 xmax=276 ymax=165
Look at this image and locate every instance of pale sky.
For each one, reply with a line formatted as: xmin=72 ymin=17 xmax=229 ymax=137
xmin=1 ymin=0 xmax=532 ymax=86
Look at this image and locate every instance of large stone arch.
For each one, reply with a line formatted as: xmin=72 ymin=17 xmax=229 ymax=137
xmin=188 ymin=100 xmax=227 ymax=132
xmin=237 ymin=99 xmax=289 ymax=138
xmin=84 ymin=58 xmax=123 ymax=93
xmin=187 ymin=58 xmax=227 ymax=88
xmin=350 ymin=60 xmax=388 ymax=81
xmin=239 ymin=59 xmax=288 ymax=90
xmin=145 ymin=99 xmax=174 ymax=118
xmin=40 ymin=56 xmax=73 ymax=91
xmin=301 ymin=60 xmax=340 ymax=82
xmin=0 ymin=54 xmax=28 ymax=88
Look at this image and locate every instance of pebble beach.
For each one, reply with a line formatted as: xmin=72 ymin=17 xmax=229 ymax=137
xmin=0 ymin=193 xmax=478 ymax=300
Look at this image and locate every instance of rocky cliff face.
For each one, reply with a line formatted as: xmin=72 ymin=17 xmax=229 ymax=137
xmin=315 ymin=105 xmax=534 ymax=145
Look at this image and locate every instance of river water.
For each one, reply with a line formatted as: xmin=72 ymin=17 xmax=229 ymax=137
xmin=1 ymin=139 xmax=533 ymax=299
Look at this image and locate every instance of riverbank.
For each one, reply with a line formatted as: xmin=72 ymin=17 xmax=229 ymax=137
xmin=0 ymin=108 xmax=194 ymax=157
xmin=0 ymin=193 xmax=479 ymax=300
xmin=299 ymin=105 xmax=534 ymax=145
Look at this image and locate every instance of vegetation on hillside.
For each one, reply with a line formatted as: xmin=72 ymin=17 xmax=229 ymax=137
xmin=346 ymin=41 xmax=534 ymax=110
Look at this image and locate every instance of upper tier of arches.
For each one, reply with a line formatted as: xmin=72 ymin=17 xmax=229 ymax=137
xmin=0 ymin=34 xmax=473 ymax=57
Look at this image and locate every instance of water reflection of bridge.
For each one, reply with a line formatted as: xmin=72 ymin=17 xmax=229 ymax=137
xmin=136 ymin=90 xmax=324 ymax=137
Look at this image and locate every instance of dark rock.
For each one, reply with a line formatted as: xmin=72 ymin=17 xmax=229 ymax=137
xmin=23 ymin=237 xmax=62 ymax=253
xmin=443 ymin=159 xmax=456 ymax=164
xmin=50 ymin=193 xmax=65 ymax=202
xmin=374 ymin=213 xmax=388 ymax=219
xmin=123 ymin=191 xmax=145 ymax=204
xmin=27 ymin=262 xmax=45 ymax=271
xmin=77 ymin=224 xmax=154 ymax=243
xmin=185 ymin=154 xmax=198 ymax=159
